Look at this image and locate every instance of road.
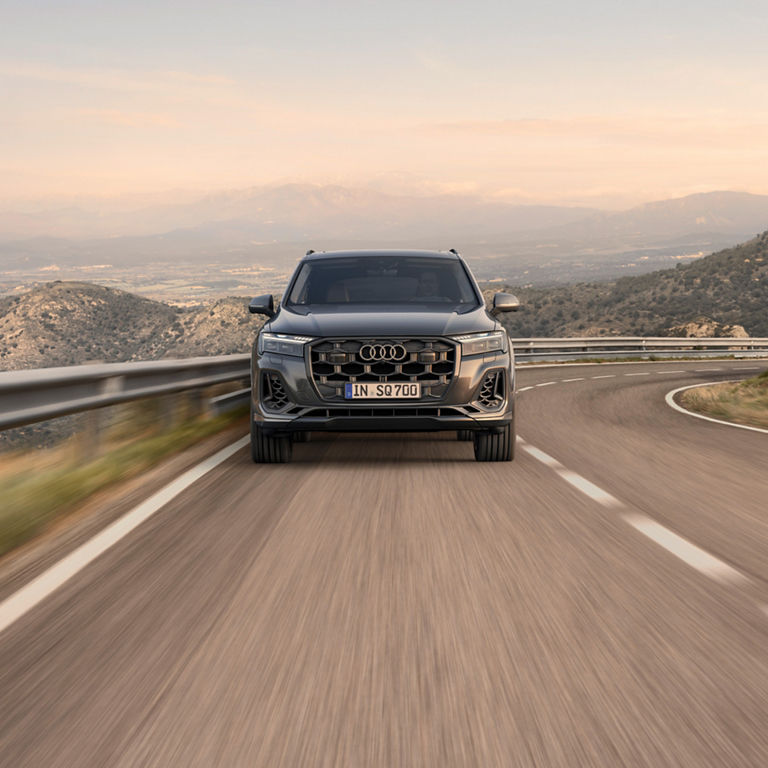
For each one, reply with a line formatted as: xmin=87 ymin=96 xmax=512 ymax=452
xmin=1 ymin=360 xmax=767 ymax=767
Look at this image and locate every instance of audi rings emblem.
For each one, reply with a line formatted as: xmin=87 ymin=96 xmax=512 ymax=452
xmin=359 ymin=343 xmax=408 ymax=362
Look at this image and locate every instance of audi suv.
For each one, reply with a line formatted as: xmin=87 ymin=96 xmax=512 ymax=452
xmin=248 ymin=249 xmax=520 ymax=462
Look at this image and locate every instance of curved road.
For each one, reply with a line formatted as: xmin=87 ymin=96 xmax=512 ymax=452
xmin=1 ymin=360 xmax=767 ymax=767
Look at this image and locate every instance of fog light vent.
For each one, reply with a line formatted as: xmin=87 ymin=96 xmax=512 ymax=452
xmin=477 ymin=370 xmax=505 ymax=410
xmin=262 ymin=372 xmax=290 ymax=411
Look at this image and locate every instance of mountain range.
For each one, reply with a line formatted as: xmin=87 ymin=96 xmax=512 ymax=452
xmin=2 ymin=187 xmax=768 ymax=287
xmin=1 ymin=229 xmax=767 ymax=375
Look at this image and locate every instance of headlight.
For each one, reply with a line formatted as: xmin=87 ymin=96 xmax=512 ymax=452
xmin=258 ymin=333 xmax=314 ymax=357
xmin=453 ymin=331 xmax=507 ymax=357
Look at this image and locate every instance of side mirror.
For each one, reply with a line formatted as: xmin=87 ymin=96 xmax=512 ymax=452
xmin=249 ymin=294 xmax=276 ymax=318
xmin=491 ymin=292 xmax=520 ymax=314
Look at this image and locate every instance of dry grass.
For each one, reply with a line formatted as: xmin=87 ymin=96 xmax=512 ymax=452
xmin=0 ymin=402 xmax=248 ymax=558
xmin=680 ymin=369 xmax=768 ymax=429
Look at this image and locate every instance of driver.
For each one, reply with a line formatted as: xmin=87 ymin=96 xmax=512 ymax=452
xmin=414 ymin=270 xmax=445 ymax=300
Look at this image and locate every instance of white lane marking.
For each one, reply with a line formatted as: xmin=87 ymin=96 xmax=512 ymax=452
xmin=625 ymin=372 xmax=650 ymax=376
xmin=520 ymin=442 xmax=561 ymax=468
xmin=520 ymin=438 xmax=752 ymax=591
xmin=695 ymin=368 xmax=722 ymax=371
xmin=0 ymin=436 xmax=249 ymax=637
xmin=592 ymin=375 xmax=615 ymax=379
xmin=520 ymin=443 xmax=621 ymax=507
xmin=536 ymin=381 xmax=555 ymax=387
xmin=623 ymin=514 xmax=747 ymax=584
xmin=666 ymin=383 xmax=768 ymax=435
xmin=561 ymin=377 xmax=585 ymax=382
xmin=558 ymin=470 xmax=623 ymax=507
xmin=657 ymin=370 xmax=685 ymax=374
xmin=517 ymin=386 xmax=534 ymax=392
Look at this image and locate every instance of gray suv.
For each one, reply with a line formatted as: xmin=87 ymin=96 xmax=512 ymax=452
xmin=249 ymin=249 xmax=520 ymax=463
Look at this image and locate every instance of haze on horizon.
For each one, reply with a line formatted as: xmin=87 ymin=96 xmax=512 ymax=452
xmin=3 ymin=0 xmax=768 ymax=210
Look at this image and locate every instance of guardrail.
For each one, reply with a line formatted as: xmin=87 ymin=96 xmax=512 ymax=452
xmin=512 ymin=336 xmax=768 ymax=362
xmin=1 ymin=338 xmax=767 ymax=432
xmin=0 ymin=355 xmax=250 ymax=431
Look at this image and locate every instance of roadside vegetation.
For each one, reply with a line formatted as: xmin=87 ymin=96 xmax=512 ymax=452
xmin=680 ymin=369 xmax=768 ymax=429
xmin=0 ymin=400 xmax=248 ymax=558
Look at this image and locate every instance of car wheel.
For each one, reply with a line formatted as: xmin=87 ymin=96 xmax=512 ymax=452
xmin=251 ymin=419 xmax=292 ymax=463
xmin=457 ymin=430 xmax=473 ymax=441
xmin=473 ymin=423 xmax=513 ymax=462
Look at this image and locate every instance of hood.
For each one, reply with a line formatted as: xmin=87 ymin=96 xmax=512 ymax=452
xmin=267 ymin=304 xmax=496 ymax=337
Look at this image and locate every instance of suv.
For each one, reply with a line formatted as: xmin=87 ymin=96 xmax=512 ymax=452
xmin=248 ymin=249 xmax=519 ymax=463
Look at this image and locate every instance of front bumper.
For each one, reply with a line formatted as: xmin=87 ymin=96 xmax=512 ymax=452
xmin=251 ymin=343 xmax=515 ymax=435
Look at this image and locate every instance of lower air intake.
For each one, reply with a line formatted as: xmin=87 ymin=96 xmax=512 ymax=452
xmin=262 ymin=372 xmax=290 ymax=412
xmin=476 ymin=370 xmax=505 ymax=410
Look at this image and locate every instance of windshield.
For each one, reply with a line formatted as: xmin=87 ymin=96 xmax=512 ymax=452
xmin=285 ymin=256 xmax=480 ymax=307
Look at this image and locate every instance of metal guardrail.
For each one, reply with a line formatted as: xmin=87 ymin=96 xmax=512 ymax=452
xmin=209 ymin=387 xmax=251 ymax=416
xmin=512 ymin=336 xmax=768 ymax=362
xmin=1 ymin=338 xmax=767 ymax=432
xmin=0 ymin=355 xmax=250 ymax=431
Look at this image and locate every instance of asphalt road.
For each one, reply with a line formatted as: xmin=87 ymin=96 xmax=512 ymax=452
xmin=1 ymin=360 xmax=767 ymax=767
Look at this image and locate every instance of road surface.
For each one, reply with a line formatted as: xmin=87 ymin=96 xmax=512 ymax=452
xmin=1 ymin=360 xmax=767 ymax=767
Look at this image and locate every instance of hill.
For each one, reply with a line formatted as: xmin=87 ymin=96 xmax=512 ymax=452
xmin=547 ymin=191 xmax=768 ymax=243
xmin=2 ymin=229 xmax=767 ymax=373
xmin=497 ymin=231 xmax=768 ymax=338
xmin=0 ymin=183 xmax=596 ymax=243
xmin=0 ymin=282 xmax=260 ymax=371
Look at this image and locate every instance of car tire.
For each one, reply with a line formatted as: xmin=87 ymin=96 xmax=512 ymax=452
xmin=457 ymin=430 xmax=473 ymax=441
xmin=473 ymin=423 xmax=513 ymax=462
xmin=251 ymin=419 xmax=292 ymax=463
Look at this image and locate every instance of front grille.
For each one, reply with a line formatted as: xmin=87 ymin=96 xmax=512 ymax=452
xmin=261 ymin=372 xmax=290 ymax=411
xmin=310 ymin=338 xmax=456 ymax=401
xmin=476 ymin=370 xmax=505 ymax=410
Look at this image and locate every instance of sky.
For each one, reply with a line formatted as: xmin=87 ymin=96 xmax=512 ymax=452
xmin=2 ymin=0 xmax=768 ymax=208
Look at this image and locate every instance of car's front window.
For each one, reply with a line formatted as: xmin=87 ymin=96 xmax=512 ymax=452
xmin=285 ymin=256 xmax=480 ymax=307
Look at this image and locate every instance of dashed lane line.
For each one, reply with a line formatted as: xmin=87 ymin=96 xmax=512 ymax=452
xmin=561 ymin=378 xmax=585 ymax=382
xmin=623 ymin=513 xmax=747 ymax=584
xmin=625 ymin=372 xmax=650 ymax=377
xmin=519 ymin=442 xmax=560 ymax=468
xmin=558 ymin=470 xmax=624 ymax=507
xmin=519 ymin=443 xmax=623 ymax=507
xmin=592 ymin=375 xmax=616 ymax=379
xmin=536 ymin=381 xmax=556 ymax=387
xmin=518 ymin=438 xmax=755 ymax=598
xmin=657 ymin=370 xmax=685 ymax=374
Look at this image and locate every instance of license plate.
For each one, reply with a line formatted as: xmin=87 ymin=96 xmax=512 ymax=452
xmin=344 ymin=382 xmax=421 ymax=399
